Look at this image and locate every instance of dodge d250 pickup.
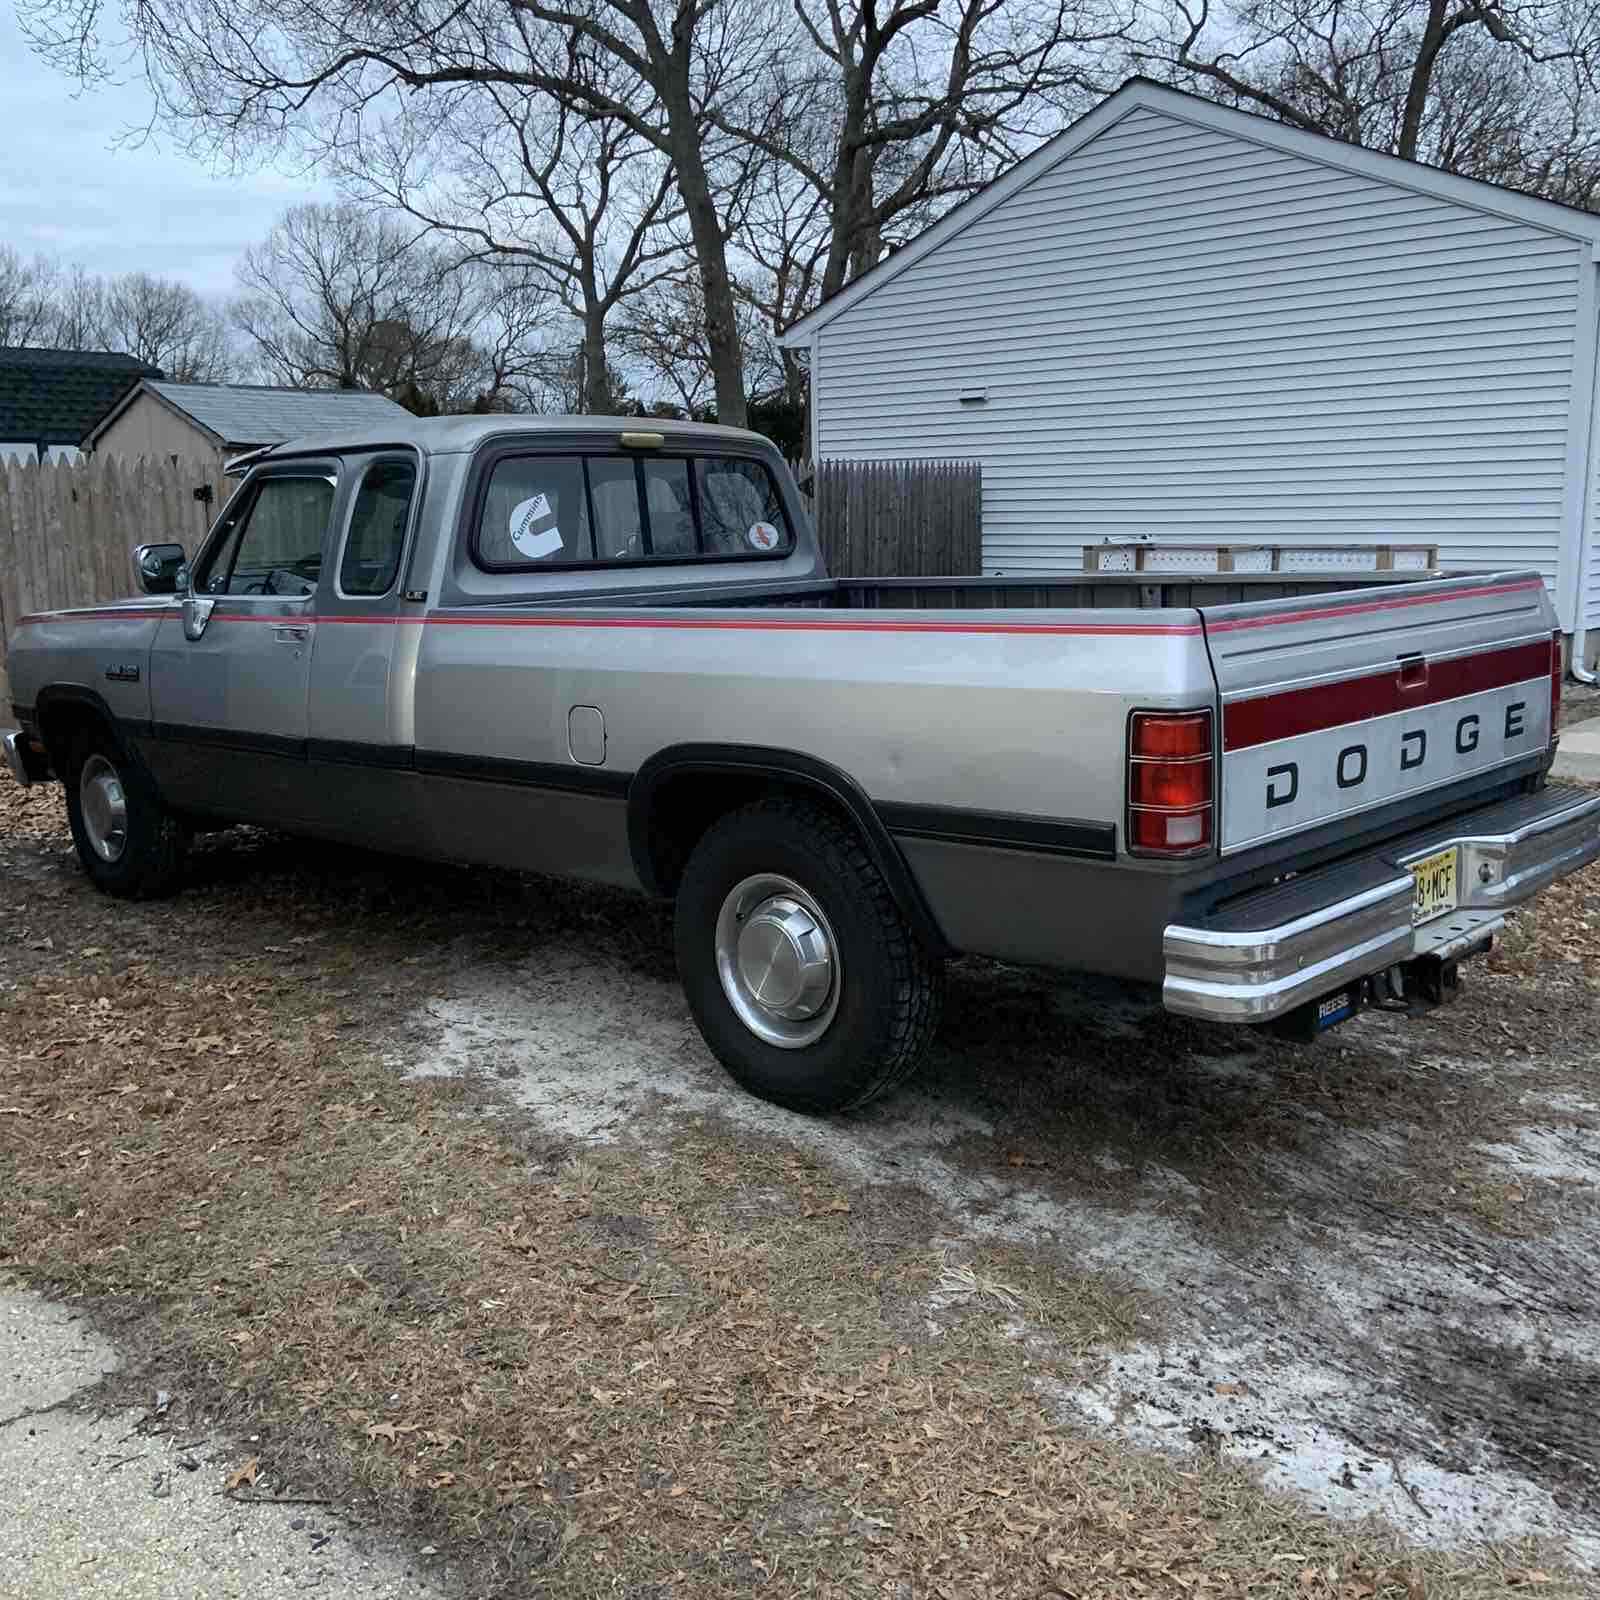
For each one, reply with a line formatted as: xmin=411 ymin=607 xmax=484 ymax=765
xmin=6 ymin=416 xmax=1599 ymax=1111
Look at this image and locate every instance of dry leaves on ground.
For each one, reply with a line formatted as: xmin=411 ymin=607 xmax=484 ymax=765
xmin=0 ymin=777 xmax=1586 ymax=1599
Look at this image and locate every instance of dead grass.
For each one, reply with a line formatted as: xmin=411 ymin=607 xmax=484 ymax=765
xmin=0 ymin=779 xmax=1590 ymax=1599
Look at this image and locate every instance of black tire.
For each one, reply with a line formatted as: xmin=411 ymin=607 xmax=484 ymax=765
xmin=674 ymin=797 xmax=942 ymax=1113
xmin=61 ymin=726 xmax=187 ymax=899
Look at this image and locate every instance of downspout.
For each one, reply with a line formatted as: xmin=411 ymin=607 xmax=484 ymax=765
xmin=1570 ymin=256 xmax=1600 ymax=683
xmin=807 ymin=334 xmax=821 ymax=468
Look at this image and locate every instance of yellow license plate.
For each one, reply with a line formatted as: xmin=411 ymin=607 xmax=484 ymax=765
xmin=1409 ymin=846 xmax=1459 ymax=926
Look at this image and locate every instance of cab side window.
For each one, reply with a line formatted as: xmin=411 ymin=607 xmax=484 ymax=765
xmin=340 ymin=459 xmax=416 ymax=596
xmin=476 ymin=455 xmax=593 ymax=564
xmin=196 ymin=475 xmax=335 ymax=597
xmin=642 ymin=459 xmax=696 ymax=556
xmin=698 ymin=459 xmax=786 ymax=556
xmin=586 ymin=458 xmax=642 ymax=560
xmin=469 ymin=450 xmax=794 ymax=569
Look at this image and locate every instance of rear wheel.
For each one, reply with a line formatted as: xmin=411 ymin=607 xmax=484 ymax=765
xmin=674 ymin=797 xmax=942 ymax=1113
xmin=62 ymin=728 xmax=187 ymax=899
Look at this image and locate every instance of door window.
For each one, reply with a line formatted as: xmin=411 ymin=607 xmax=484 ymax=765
xmin=196 ymin=475 xmax=335 ymax=597
xmin=339 ymin=459 xmax=417 ymax=596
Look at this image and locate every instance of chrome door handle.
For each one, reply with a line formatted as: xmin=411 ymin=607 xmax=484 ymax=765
xmin=273 ymin=625 xmax=310 ymax=643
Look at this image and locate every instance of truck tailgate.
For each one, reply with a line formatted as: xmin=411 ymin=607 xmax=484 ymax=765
xmin=1198 ymin=573 xmax=1556 ymax=855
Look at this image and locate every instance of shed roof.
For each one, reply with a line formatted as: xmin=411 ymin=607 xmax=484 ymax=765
xmin=0 ymin=347 xmax=162 ymax=447
xmin=86 ymin=380 xmax=414 ymax=450
xmin=782 ymin=77 xmax=1600 ymax=346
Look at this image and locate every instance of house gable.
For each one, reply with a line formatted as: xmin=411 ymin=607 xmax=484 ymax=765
xmin=784 ymin=80 xmax=1600 ymax=347
xmin=805 ymin=99 xmax=1590 ymax=619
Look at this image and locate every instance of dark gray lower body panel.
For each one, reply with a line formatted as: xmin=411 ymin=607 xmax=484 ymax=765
xmin=893 ymin=836 xmax=1178 ymax=981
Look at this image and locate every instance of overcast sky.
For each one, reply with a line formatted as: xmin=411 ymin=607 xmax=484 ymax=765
xmin=4 ymin=9 xmax=333 ymax=300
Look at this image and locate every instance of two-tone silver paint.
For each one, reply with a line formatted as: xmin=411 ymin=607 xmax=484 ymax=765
xmin=6 ymin=414 xmax=1594 ymax=1024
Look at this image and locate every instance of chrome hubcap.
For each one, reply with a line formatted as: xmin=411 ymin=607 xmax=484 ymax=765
xmin=79 ymin=754 xmax=128 ymax=863
xmin=714 ymin=874 xmax=840 ymax=1049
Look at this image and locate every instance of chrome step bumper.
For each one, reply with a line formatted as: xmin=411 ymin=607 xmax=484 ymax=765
xmin=1163 ymin=785 xmax=1600 ymax=1023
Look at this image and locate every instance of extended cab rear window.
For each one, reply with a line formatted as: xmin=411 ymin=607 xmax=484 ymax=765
xmin=471 ymin=452 xmax=793 ymax=570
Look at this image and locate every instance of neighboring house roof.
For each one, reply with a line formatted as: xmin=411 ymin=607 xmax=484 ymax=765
xmin=0 ymin=346 xmax=163 ymax=447
xmin=85 ymin=380 xmax=415 ymax=451
xmin=781 ymin=77 xmax=1600 ymax=346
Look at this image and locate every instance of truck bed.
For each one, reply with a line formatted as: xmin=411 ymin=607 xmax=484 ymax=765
xmin=486 ymin=570 xmax=1439 ymax=614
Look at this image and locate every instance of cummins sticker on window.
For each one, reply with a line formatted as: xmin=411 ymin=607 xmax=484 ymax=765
xmin=510 ymin=493 xmax=563 ymax=560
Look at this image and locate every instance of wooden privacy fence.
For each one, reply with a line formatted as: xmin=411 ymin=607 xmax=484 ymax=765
xmin=0 ymin=456 xmax=227 ymax=705
xmin=794 ymin=459 xmax=982 ymax=577
xmin=0 ymin=453 xmax=983 ymax=706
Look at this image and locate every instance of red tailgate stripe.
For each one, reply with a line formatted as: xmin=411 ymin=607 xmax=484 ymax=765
xmin=1206 ymin=577 xmax=1545 ymax=634
xmin=1223 ymin=641 xmax=1552 ymax=750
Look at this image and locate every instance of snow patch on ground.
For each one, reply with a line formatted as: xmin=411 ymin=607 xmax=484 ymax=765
xmin=1477 ymin=1124 xmax=1600 ymax=1187
xmin=406 ymin=957 xmax=1600 ymax=1569
xmin=1055 ymin=1348 xmax=1593 ymax=1560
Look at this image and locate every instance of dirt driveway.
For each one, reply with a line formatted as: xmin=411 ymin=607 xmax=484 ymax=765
xmin=3 ymin=776 xmax=1598 ymax=1597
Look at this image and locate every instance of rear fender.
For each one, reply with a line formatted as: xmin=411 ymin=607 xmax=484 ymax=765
xmin=628 ymin=743 xmax=949 ymax=955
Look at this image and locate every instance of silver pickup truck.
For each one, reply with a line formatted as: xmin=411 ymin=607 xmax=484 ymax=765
xmin=6 ymin=416 xmax=1599 ymax=1111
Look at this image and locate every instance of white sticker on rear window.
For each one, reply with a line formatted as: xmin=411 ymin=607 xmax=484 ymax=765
xmin=747 ymin=521 xmax=781 ymax=551
xmin=510 ymin=493 xmax=563 ymax=560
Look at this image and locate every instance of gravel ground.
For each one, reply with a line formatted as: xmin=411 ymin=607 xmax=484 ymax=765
xmin=0 ymin=1285 xmax=443 ymax=1600
xmin=1561 ymin=680 xmax=1600 ymax=727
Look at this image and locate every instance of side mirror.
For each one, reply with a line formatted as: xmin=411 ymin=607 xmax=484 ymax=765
xmin=135 ymin=542 xmax=188 ymax=595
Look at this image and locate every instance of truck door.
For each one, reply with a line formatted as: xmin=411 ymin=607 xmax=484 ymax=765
xmin=145 ymin=464 xmax=336 ymax=823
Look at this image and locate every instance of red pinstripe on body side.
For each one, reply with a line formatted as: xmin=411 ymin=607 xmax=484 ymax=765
xmin=19 ymin=607 xmax=1203 ymax=637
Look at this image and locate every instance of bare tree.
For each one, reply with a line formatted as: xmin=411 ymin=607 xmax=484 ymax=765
xmin=719 ymin=0 xmax=1122 ymax=318
xmin=343 ymin=37 xmax=686 ymax=415
xmin=728 ymin=149 xmax=833 ymax=409
xmin=0 ymin=247 xmax=60 ymax=347
xmin=232 ymin=202 xmax=545 ymax=410
xmin=19 ymin=0 xmax=802 ymax=426
xmin=1133 ymin=0 xmax=1600 ymax=179
xmin=2 ymin=249 xmax=235 ymax=375
xmin=98 ymin=271 xmax=234 ymax=380
xmin=42 ymin=264 xmax=107 ymax=351
xmin=615 ymin=269 xmax=778 ymax=412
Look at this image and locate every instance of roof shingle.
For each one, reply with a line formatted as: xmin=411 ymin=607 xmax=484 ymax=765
xmin=143 ymin=382 xmax=413 ymax=447
xmin=0 ymin=346 xmax=162 ymax=447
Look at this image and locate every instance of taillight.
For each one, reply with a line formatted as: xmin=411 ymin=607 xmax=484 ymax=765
xmin=1551 ymin=630 xmax=1562 ymax=744
xmin=1128 ymin=710 xmax=1214 ymax=856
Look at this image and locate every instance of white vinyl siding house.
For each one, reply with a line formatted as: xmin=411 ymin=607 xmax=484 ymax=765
xmin=783 ymin=82 xmax=1600 ymax=663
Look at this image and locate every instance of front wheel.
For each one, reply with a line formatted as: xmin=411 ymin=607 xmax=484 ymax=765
xmin=63 ymin=729 xmax=187 ymax=899
xmin=674 ymin=798 xmax=942 ymax=1113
